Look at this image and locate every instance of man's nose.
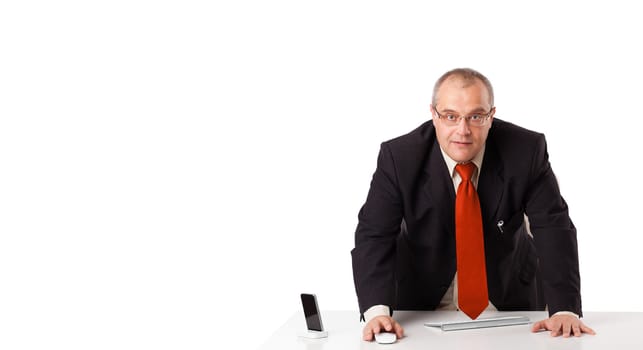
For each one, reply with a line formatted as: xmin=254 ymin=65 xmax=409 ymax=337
xmin=456 ymin=117 xmax=471 ymax=135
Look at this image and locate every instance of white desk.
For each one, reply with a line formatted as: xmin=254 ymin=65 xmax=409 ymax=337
xmin=259 ymin=310 xmax=642 ymax=349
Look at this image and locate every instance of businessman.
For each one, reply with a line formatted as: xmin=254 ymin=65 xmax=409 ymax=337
xmin=351 ymin=68 xmax=595 ymax=341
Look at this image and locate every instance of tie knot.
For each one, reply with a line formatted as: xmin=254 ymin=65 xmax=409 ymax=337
xmin=455 ymin=162 xmax=477 ymax=181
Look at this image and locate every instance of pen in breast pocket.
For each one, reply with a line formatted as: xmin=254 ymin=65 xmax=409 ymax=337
xmin=497 ymin=220 xmax=504 ymax=233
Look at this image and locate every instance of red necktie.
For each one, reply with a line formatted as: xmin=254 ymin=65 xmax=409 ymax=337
xmin=455 ymin=162 xmax=488 ymax=319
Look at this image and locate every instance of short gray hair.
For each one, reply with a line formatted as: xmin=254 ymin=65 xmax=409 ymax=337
xmin=432 ymin=68 xmax=494 ymax=107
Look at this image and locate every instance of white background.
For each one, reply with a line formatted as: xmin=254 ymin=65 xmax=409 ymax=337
xmin=1 ymin=1 xmax=642 ymax=349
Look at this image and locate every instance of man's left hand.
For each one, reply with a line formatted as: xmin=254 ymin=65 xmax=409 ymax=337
xmin=531 ymin=314 xmax=596 ymax=337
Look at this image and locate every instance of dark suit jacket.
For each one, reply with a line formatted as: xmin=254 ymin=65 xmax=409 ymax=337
xmin=351 ymin=118 xmax=582 ymax=318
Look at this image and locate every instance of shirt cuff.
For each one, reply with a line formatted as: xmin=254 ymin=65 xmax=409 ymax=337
xmin=364 ymin=305 xmax=390 ymax=322
xmin=552 ymin=311 xmax=579 ymax=318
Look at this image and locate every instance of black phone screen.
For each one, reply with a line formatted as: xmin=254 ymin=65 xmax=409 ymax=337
xmin=301 ymin=293 xmax=323 ymax=331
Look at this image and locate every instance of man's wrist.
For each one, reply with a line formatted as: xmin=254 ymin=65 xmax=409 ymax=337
xmin=552 ymin=311 xmax=579 ymax=319
xmin=363 ymin=305 xmax=390 ymax=322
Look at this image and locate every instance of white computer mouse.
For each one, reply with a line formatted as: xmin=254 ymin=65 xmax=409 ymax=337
xmin=374 ymin=331 xmax=397 ymax=344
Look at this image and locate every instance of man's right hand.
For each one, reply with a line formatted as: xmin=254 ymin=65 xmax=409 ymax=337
xmin=362 ymin=315 xmax=404 ymax=341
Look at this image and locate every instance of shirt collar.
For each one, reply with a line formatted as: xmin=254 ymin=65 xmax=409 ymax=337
xmin=439 ymin=144 xmax=486 ymax=180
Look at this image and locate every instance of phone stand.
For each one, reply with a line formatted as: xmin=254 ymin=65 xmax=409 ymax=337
xmin=298 ymin=330 xmax=328 ymax=339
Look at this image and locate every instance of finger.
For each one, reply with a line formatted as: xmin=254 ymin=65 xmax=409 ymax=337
xmin=531 ymin=320 xmax=545 ymax=332
xmin=562 ymin=321 xmax=572 ymax=337
xmin=381 ymin=320 xmax=393 ymax=332
xmin=549 ymin=319 xmax=562 ymax=337
xmin=581 ymin=324 xmax=596 ymax=335
xmin=364 ymin=321 xmax=379 ymax=341
xmin=363 ymin=326 xmax=373 ymax=341
xmin=393 ymin=322 xmax=405 ymax=338
xmin=572 ymin=324 xmax=581 ymax=337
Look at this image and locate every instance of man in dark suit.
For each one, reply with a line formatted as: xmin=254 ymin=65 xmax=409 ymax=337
xmin=351 ymin=68 xmax=595 ymax=341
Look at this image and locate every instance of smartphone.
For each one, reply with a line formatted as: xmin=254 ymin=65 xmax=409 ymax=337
xmin=301 ymin=293 xmax=324 ymax=332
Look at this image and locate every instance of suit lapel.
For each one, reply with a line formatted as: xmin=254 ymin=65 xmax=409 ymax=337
xmin=422 ymin=138 xmax=456 ymax=234
xmin=477 ymin=134 xmax=504 ymax=225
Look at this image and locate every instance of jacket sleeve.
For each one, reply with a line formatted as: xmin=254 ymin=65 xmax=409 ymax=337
xmin=524 ymin=134 xmax=582 ymax=317
xmin=351 ymin=142 xmax=404 ymax=316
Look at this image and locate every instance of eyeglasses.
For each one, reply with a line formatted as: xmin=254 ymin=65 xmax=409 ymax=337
xmin=433 ymin=106 xmax=494 ymax=127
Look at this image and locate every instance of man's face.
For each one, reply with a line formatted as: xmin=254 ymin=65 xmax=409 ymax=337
xmin=431 ymin=77 xmax=495 ymax=163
